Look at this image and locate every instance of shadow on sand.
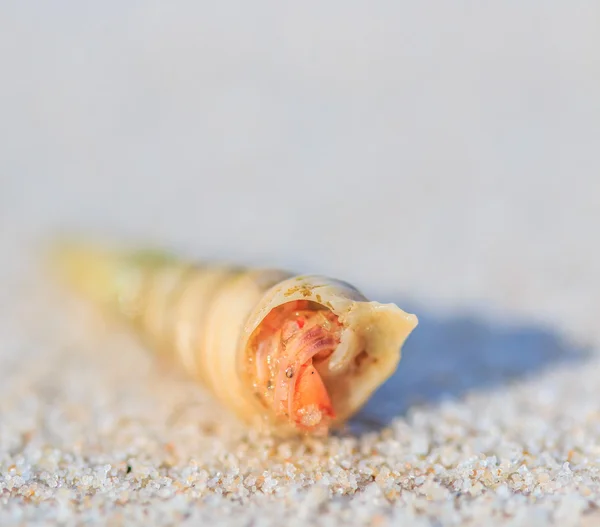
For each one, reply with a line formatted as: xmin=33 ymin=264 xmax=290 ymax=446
xmin=348 ymin=299 xmax=590 ymax=434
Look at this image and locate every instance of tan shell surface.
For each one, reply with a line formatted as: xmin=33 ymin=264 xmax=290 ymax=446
xmin=192 ymin=268 xmax=291 ymax=423
xmin=53 ymin=244 xmax=417 ymax=435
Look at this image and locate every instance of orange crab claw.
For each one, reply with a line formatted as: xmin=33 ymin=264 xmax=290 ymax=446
xmin=292 ymin=361 xmax=335 ymax=431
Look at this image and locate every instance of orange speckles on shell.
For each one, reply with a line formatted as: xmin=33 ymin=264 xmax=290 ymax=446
xmin=284 ymin=285 xmax=303 ymax=297
xmin=283 ymin=283 xmax=326 ymax=298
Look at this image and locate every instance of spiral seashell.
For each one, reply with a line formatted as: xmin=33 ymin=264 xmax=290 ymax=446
xmin=51 ymin=242 xmax=418 ymax=436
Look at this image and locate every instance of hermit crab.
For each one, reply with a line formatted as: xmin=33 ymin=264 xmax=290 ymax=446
xmin=51 ymin=243 xmax=418 ymax=436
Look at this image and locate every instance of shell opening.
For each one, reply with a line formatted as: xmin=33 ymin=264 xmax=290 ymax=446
xmin=245 ymin=300 xmax=358 ymax=434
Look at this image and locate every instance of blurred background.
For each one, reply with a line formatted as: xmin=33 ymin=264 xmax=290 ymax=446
xmin=1 ymin=2 xmax=599 ymax=335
